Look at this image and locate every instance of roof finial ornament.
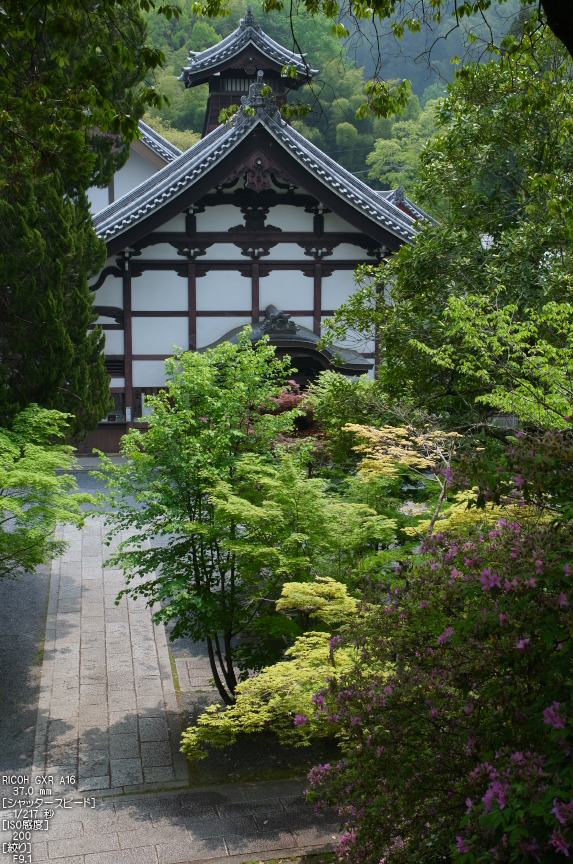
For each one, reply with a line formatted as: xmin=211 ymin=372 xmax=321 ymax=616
xmin=241 ymin=5 xmax=258 ymax=29
xmin=261 ymin=305 xmax=298 ymax=334
xmin=394 ymin=184 xmax=406 ymax=203
xmin=241 ymin=69 xmax=281 ymax=119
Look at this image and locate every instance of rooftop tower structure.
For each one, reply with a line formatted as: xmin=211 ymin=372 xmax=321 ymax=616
xmin=179 ymin=6 xmax=318 ymax=137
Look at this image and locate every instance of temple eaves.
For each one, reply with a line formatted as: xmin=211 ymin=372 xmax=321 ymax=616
xmin=178 ymin=5 xmax=318 ymax=87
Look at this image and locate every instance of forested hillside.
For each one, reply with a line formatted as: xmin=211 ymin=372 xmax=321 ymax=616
xmin=142 ymin=0 xmax=522 ymax=185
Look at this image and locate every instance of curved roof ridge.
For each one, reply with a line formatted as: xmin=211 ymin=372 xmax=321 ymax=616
xmin=179 ymin=6 xmax=318 ymax=83
xmin=263 ymin=113 xmax=418 ymax=240
xmin=92 ymin=97 xmax=423 ymax=245
xmin=382 ymin=187 xmax=437 ymax=224
xmin=93 ymin=115 xmax=257 ymax=239
xmin=138 ymin=119 xmax=182 ymax=162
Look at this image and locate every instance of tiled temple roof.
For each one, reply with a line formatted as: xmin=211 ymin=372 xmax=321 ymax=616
xmin=137 ymin=120 xmax=182 ymax=162
xmin=202 ymin=305 xmax=373 ymax=372
xmin=178 ymin=6 xmax=318 ymax=85
xmin=378 ymin=186 xmax=436 ymax=224
xmin=94 ymin=82 xmax=422 ymax=245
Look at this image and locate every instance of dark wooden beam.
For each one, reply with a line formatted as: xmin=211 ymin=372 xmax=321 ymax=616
xmin=123 ymin=260 xmax=133 ymax=427
xmin=89 ymin=265 xmax=123 ymax=292
xmin=131 ymin=260 xmax=367 ymax=274
xmin=136 ymin=231 xmax=377 ymax=251
xmin=252 ymin=261 xmax=259 ymax=324
xmin=188 ymin=260 xmax=196 ymax=351
xmin=313 ymin=261 xmax=321 ymax=336
xmin=131 ymin=310 xmax=188 ymax=317
xmin=197 ymin=190 xmax=327 ymax=211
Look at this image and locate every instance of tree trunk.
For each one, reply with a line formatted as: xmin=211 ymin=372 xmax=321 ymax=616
xmin=206 ymin=635 xmax=235 ymax=705
xmin=542 ymin=0 xmax=573 ymax=58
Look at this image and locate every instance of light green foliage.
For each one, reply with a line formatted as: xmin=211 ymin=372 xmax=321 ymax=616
xmin=95 ymin=333 xmax=300 ymax=705
xmin=420 ymin=297 xmax=573 ymax=430
xmin=276 ymin=577 xmax=358 ymax=625
xmin=211 ymin=452 xmax=396 ymax=590
xmin=181 ymin=578 xmax=361 ymax=759
xmin=366 ymin=98 xmax=441 ymax=193
xmin=305 ymin=371 xmax=394 ymax=462
xmin=0 ymin=407 xmax=89 ymax=580
xmin=324 ymin=33 xmax=573 ymax=428
xmin=206 ymin=450 xmax=395 ymax=672
xmin=336 ymin=121 xmax=359 ymax=150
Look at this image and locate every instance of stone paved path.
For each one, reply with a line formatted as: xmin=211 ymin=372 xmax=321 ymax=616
xmin=3 ymin=504 xmax=340 ymax=863
xmin=0 ymin=779 xmax=339 ymax=864
xmin=32 ymin=517 xmax=188 ymax=795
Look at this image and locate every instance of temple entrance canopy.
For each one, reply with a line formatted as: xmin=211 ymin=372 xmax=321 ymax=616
xmin=202 ymin=305 xmax=372 ymax=388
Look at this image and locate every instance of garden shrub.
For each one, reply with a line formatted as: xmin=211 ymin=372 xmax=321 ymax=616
xmin=306 ymin=429 xmax=573 ymax=864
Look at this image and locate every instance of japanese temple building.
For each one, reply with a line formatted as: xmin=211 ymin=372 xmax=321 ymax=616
xmin=82 ymin=7 xmax=429 ymax=453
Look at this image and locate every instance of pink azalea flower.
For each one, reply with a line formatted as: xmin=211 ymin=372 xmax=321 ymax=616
xmin=559 ymin=593 xmax=570 ymax=608
xmin=480 ymin=570 xmax=502 ymax=590
xmin=550 ymin=829 xmax=570 ymax=856
xmin=438 ymin=627 xmax=454 ymax=644
xmin=543 ymin=702 xmax=567 ymax=730
xmin=515 ymin=637 xmax=530 ymax=650
xmin=522 ymin=838 xmax=541 ymax=862
xmin=456 ymin=836 xmax=470 ymax=854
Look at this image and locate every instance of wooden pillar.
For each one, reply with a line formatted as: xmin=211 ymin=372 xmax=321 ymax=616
xmin=188 ymin=259 xmax=196 ymax=351
xmin=123 ymin=258 xmax=133 ymax=427
xmin=251 ymin=261 xmax=260 ymax=324
xmin=313 ymin=261 xmax=322 ymax=336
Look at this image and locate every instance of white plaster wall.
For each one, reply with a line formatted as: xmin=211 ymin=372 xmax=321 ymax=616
xmin=196 ymin=271 xmax=251 ymax=311
xmin=196 ymin=316 xmax=251 ymax=349
xmin=114 ymin=150 xmax=158 ymax=200
xmin=162 ymin=213 xmax=186 ymax=232
xmin=197 ymin=205 xmax=242 ymax=231
xmin=269 ymin=206 xmax=313 ymax=232
xmin=260 ymin=271 xmax=313 ymax=311
xmin=265 ymin=243 xmax=305 ymax=261
xmin=291 ymin=316 xmax=314 ymax=333
xmin=132 ymin=270 xmax=187 ymax=311
xmin=321 ymin=270 xmax=357 ymax=309
xmin=110 ymin=377 xmax=126 ymax=388
xmin=323 ymin=213 xmax=360 ymax=233
xmin=88 ymin=185 xmax=109 ymax=215
xmin=133 ymin=360 xmax=167 ymax=388
xmin=137 ymin=243 xmax=179 ymax=261
xmin=329 ymin=243 xmax=376 ymax=261
xmin=132 ymin=317 xmax=189 ymax=354
xmin=103 ymin=331 xmax=124 ymax=354
xmin=202 ymin=243 xmax=245 ymax=261
xmin=93 ymin=276 xmax=123 ymax=308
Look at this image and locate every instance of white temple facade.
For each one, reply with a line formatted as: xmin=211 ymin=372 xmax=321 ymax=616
xmin=82 ymin=8 xmax=429 ymax=453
